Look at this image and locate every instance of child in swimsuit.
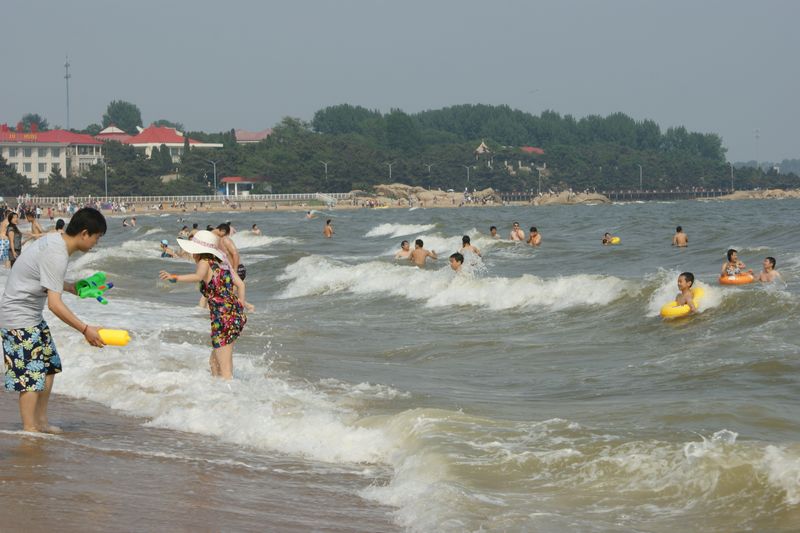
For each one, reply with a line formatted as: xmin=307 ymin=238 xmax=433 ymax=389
xmin=721 ymin=249 xmax=752 ymax=277
xmin=159 ymin=230 xmax=249 ymax=380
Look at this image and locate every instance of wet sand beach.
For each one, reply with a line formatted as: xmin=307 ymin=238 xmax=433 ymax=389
xmin=0 ymin=394 xmax=398 ymax=532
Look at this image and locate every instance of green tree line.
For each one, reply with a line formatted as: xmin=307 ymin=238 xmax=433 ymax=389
xmin=3 ymin=102 xmax=799 ymax=196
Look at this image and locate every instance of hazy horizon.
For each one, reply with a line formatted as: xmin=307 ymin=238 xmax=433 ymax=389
xmin=3 ymin=0 xmax=798 ymax=163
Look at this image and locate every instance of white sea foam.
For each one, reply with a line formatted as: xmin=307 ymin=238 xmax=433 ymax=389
xmin=231 ymin=232 xmax=297 ymax=249
xmin=365 ymin=223 xmax=437 ymax=238
xmin=278 ymin=256 xmax=634 ymax=311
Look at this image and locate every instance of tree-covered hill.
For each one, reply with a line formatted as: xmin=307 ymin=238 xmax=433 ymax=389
xmin=6 ymin=103 xmax=799 ymax=196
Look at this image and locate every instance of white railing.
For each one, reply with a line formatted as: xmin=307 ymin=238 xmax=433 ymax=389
xmin=15 ymin=192 xmax=353 ymax=205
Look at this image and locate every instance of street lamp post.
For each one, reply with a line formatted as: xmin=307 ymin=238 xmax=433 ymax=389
xmin=729 ymin=162 xmax=734 ymax=191
xmin=319 ymin=161 xmax=330 ymax=182
xmin=206 ymin=159 xmax=219 ymax=195
xmin=637 ymin=164 xmax=643 ymax=191
xmin=386 ymin=162 xmax=394 ymax=181
xmin=462 ymin=165 xmax=471 ymax=187
xmin=536 ymin=167 xmax=542 ymax=196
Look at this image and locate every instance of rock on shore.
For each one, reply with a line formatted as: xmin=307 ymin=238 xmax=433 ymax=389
xmin=717 ymin=188 xmax=800 ymax=201
xmin=362 ymin=183 xmax=610 ymax=206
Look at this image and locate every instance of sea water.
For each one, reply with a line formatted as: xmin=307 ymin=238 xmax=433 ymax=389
xmin=1 ymin=199 xmax=799 ymax=532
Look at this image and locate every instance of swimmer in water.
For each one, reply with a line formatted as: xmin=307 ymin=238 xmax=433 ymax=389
xmin=489 ymin=226 xmax=499 ymax=239
xmin=721 ymin=249 xmax=752 ymax=277
xmin=159 ymin=239 xmax=178 ymax=258
xmin=395 ymin=240 xmax=412 ymax=260
xmin=323 ymin=219 xmax=334 ymax=238
xmin=449 ymin=252 xmax=464 ymax=272
xmin=306 ymin=210 xmax=317 ymax=219
xmin=460 ymin=235 xmax=481 ymax=257
xmin=527 ymin=226 xmax=542 ymax=246
xmin=410 ymin=239 xmax=437 ymax=267
xmin=675 ymin=272 xmax=698 ymax=314
xmin=251 ymin=224 xmax=261 ymax=235
xmin=757 ymin=256 xmax=782 ymax=283
xmin=509 ymin=222 xmax=525 ymax=241
xmin=672 ymin=226 xmax=688 ymax=247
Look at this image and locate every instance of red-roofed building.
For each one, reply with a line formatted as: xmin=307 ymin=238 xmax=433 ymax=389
xmin=124 ymin=125 xmax=222 ymax=163
xmin=234 ymin=129 xmax=272 ymax=144
xmin=520 ymin=146 xmax=545 ymax=155
xmin=0 ymin=123 xmax=104 ymax=185
xmin=95 ymin=125 xmax=132 ymax=143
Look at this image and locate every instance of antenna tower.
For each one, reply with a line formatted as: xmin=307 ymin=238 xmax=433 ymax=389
xmin=64 ymin=56 xmax=71 ymax=130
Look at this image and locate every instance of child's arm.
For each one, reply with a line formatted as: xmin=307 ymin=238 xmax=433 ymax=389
xmin=686 ymin=293 xmax=697 ymax=313
xmin=160 ymin=261 xmax=209 ymax=283
xmin=230 ymin=269 xmax=254 ymax=311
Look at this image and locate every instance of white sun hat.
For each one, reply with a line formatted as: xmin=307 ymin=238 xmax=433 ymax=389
xmin=176 ymin=230 xmax=226 ymax=261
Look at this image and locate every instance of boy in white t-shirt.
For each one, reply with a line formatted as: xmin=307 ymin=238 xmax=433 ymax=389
xmin=0 ymin=208 xmax=107 ymax=433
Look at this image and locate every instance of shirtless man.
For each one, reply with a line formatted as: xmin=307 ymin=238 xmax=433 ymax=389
xmin=509 ymin=222 xmax=525 ymax=241
xmin=460 ymin=235 xmax=481 ymax=257
xmin=672 ymin=226 xmax=688 ymax=247
xmin=758 ymin=256 xmax=782 ymax=283
xmin=323 ymin=219 xmax=334 ymax=238
xmin=489 ymin=226 xmax=499 ymax=238
xmin=251 ymin=224 xmax=262 ymax=236
xmin=395 ymin=240 xmax=412 ymax=260
xmin=527 ymin=227 xmax=542 ymax=246
xmin=25 ymin=212 xmax=45 ymax=242
xmin=188 ymin=223 xmax=199 ymax=238
xmin=410 ymin=239 xmax=437 ymax=267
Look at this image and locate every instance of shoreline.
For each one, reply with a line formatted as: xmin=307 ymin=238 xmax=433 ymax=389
xmin=13 ymin=187 xmax=800 ymax=219
xmin=0 ymin=393 xmax=398 ymax=532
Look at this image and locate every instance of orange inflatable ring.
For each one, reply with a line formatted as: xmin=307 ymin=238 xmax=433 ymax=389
xmin=719 ymin=273 xmax=754 ymax=285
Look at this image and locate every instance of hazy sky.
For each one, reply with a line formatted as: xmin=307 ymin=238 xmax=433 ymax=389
xmin=3 ymin=0 xmax=798 ymax=162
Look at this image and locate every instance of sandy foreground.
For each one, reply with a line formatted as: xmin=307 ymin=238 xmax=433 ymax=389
xmin=0 ymin=394 xmax=397 ymax=532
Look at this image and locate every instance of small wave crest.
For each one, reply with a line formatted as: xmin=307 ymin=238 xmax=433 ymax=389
xmin=365 ymin=223 xmax=437 ymax=238
xmin=278 ymin=256 xmax=633 ymax=311
xmin=231 ymin=232 xmax=297 ymax=249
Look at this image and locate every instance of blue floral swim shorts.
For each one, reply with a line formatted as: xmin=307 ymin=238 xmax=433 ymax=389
xmin=2 ymin=320 xmax=62 ymax=392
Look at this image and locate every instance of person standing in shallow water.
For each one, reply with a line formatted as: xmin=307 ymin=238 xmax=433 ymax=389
xmin=160 ymin=230 xmax=249 ymax=380
xmin=323 ymin=219 xmax=334 ymax=238
xmin=410 ymin=239 xmax=437 ymax=267
xmin=672 ymin=226 xmax=688 ymax=247
xmin=0 ymin=207 xmax=107 ymax=433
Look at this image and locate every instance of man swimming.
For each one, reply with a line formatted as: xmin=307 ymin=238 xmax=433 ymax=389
xmin=757 ymin=256 xmax=782 ymax=282
xmin=460 ymin=235 xmax=481 ymax=257
xmin=527 ymin=227 xmax=542 ymax=246
xmin=672 ymin=226 xmax=688 ymax=247
xmin=410 ymin=239 xmax=437 ymax=267
xmin=323 ymin=219 xmax=334 ymax=238
xmin=395 ymin=240 xmax=412 ymax=259
xmin=489 ymin=226 xmax=499 ymax=239
xmin=509 ymin=222 xmax=525 ymax=241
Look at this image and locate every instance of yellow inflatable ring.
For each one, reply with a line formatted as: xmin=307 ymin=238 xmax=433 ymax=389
xmin=610 ymin=236 xmax=621 ymax=244
xmin=660 ymin=287 xmax=704 ymax=319
xmin=718 ymin=273 xmax=754 ymax=285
